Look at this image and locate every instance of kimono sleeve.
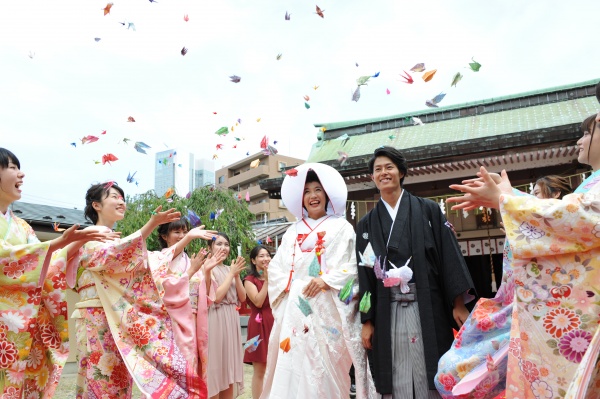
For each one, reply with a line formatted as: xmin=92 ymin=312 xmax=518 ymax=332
xmin=267 ymin=226 xmax=297 ymax=310
xmin=501 ymin=192 xmax=600 ymax=258
xmin=319 ymin=220 xmax=356 ymax=291
xmin=66 ymin=231 xmax=145 ymax=288
xmin=356 ymin=217 xmax=377 ymax=324
xmin=424 ymin=200 xmax=475 ymax=306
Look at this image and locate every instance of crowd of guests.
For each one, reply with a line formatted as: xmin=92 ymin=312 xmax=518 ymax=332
xmin=0 ymin=83 xmax=599 ymax=399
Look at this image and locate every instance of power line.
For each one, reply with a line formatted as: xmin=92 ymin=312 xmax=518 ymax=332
xmin=20 ymin=194 xmax=84 ymax=209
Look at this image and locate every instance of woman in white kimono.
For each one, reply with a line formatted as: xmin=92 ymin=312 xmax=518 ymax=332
xmin=261 ymin=163 xmax=375 ymax=399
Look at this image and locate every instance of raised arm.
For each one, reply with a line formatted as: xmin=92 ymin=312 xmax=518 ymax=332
xmin=244 ymin=269 xmax=268 ymax=308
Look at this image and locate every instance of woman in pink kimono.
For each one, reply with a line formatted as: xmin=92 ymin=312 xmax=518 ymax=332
xmin=0 ymin=148 xmax=115 ymax=399
xmin=150 ymin=218 xmax=223 ymax=399
xmin=68 ymin=182 xmax=200 ymax=398
xmin=448 ymin=112 xmax=600 ymax=399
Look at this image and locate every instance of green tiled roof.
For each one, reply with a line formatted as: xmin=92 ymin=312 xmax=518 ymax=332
xmin=307 ymin=95 xmax=598 ymax=163
xmin=313 ymin=79 xmax=600 ymax=131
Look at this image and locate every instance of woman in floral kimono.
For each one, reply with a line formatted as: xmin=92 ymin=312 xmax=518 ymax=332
xmin=435 ymin=176 xmax=572 ymax=399
xmin=68 ymin=182 xmax=199 ymax=398
xmin=447 ymin=113 xmax=600 ymax=399
xmin=149 ymin=219 xmax=222 ymax=399
xmin=0 ymin=148 xmax=115 ymax=399
xmin=260 ymin=163 xmax=375 ymax=399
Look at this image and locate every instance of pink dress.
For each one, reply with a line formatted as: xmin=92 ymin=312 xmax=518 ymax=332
xmin=207 ymin=264 xmax=244 ymax=397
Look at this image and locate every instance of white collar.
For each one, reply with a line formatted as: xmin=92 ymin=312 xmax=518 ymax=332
xmin=381 ymin=190 xmax=404 ymax=221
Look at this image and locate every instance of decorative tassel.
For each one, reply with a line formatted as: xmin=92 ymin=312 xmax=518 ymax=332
xmin=284 ymin=270 xmax=293 ymax=293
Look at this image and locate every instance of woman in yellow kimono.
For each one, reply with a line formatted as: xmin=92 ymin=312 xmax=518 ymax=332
xmin=68 ymin=182 xmax=200 ymax=398
xmin=0 ymin=148 xmax=115 ymax=399
xmin=448 ymin=113 xmax=600 ymax=399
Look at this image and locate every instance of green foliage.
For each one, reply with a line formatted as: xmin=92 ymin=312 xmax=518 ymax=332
xmin=116 ymin=186 xmax=255 ymax=264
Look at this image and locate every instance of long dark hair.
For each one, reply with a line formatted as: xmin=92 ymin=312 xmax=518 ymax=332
xmin=534 ymin=175 xmax=573 ymax=199
xmin=84 ymin=182 xmax=125 ymax=225
xmin=157 ymin=219 xmax=191 ymax=249
xmin=581 ymin=114 xmax=598 ymax=165
xmin=207 ymin=232 xmax=231 ymax=249
xmin=247 ymin=245 xmax=270 ymax=278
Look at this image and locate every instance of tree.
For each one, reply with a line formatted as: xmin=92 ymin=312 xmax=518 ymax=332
xmin=116 ymin=186 xmax=256 ymax=262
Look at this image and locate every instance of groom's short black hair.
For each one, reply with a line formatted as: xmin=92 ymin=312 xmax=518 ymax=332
xmin=368 ymin=146 xmax=408 ymax=186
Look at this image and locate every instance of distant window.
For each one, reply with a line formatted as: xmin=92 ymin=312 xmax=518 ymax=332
xmin=279 ymin=199 xmax=286 ymax=209
xmin=218 ymin=176 xmax=225 ymax=184
xmin=278 ymin=162 xmax=286 ymax=171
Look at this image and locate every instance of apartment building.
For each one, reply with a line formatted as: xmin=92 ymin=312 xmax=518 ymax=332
xmin=215 ymin=152 xmax=305 ymax=222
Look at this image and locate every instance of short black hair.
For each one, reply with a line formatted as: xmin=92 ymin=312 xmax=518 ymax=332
xmin=367 ymin=146 xmax=408 ymax=185
xmin=596 ymin=81 xmax=600 ymax=103
xmin=157 ymin=219 xmax=191 ymax=249
xmin=247 ymin=244 xmax=270 ymax=278
xmin=0 ymin=148 xmax=20 ymax=169
xmin=84 ymin=182 xmax=126 ymax=225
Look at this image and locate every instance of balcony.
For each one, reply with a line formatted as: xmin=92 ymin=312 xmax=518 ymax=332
xmin=247 ymin=184 xmax=266 ymax=200
xmin=249 ymin=201 xmax=270 ymax=214
xmin=227 ymin=165 xmax=269 ymax=187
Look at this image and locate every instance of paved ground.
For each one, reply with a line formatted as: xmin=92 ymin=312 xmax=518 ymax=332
xmin=54 ymin=364 xmax=254 ymax=399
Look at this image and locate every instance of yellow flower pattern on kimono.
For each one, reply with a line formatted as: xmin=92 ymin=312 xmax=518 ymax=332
xmin=0 ymin=212 xmax=69 ymax=399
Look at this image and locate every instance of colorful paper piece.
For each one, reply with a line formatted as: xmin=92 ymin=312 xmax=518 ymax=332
xmin=338 ymin=278 xmax=355 ymax=304
xmin=308 ymin=255 xmax=321 ymax=277
xmin=469 ymin=57 xmax=482 ymax=72
xmin=359 ymin=292 xmax=371 ymax=313
xmin=243 ymin=335 xmax=262 ymax=352
xmin=297 ymin=296 xmax=313 ymax=317
xmin=422 ymin=69 xmax=437 ymax=82
xmin=279 ymin=337 xmax=291 ymax=352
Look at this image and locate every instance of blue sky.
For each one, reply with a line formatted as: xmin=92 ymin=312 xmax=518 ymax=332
xmin=2 ymin=0 xmax=599 ymax=210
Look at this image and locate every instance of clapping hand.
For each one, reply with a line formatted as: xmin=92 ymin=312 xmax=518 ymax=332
xmin=229 ymin=256 xmax=246 ymax=277
xmin=203 ymin=247 xmax=227 ymax=274
xmin=188 ymin=250 xmax=208 ymax=278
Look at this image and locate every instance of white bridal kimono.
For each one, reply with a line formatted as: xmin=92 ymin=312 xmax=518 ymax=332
xmin=261 ymin=215 xmax=375 ymax=399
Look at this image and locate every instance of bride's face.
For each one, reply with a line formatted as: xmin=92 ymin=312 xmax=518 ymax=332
xmin=303 ymin=181 xmax=327 ymax=219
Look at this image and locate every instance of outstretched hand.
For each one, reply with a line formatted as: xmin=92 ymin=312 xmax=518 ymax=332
xmin=61 ymin=225 xmax=120 ymax=246
xmin=447 ymin=167 xmax=513 ymax=211
xmin=187 ymin=226 xmax=218 ymax=241
xmin=151 ymin=206 xmax=181 ymax=225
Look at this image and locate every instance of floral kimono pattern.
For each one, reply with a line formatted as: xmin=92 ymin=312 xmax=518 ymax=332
xmin=498 ymin=174 xmax=600 ymax=399
xmin=69 ymin=232 xmax=196 ymax=398
xmin=435 ymin=243 xmax=514 ymax=398
xmin=0 ymin=211 xmax=69 ymax=399
xmin=150 ymin=250 xmax=213 ymax=399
